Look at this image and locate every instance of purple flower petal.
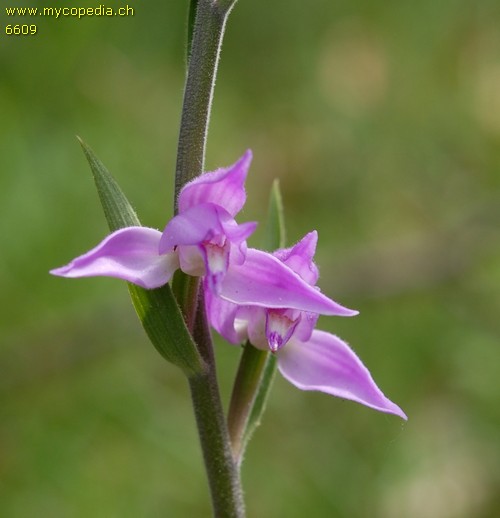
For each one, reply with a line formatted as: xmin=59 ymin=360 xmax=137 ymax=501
xmin=219 ymin=248 xmax=358 ymax=316
xmin=244 ymin=306 xmax=268 ymax=349
xmin=159 ymin=203 xmax=256 ymax=255
xmin=176 ymin=245 xmax=205 ymax=277
xmin=160 ymin=203 xmax=226 ymax=252
xmin=50 ymin=227 xmax=179 ymax=289
xmin=277 ymin=330 xmax=407 ymax=419
xmin=274 ymin=231 xmax=319 ymax=285
xmin=291 ymin=311 xmax=319 ymax=343
xmin=204 ymin=279 xmax=247 ymax=344
xmin=178 ymin=150 xmax=252 ymax=217
xmin=223 ymin=221 xmax=257 ymax=266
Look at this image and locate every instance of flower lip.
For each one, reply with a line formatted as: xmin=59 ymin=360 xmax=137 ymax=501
xmin=201 ymin=241 xmax=230 ymax=294
xmin=265 ymin=310 xmax=301 ymax=352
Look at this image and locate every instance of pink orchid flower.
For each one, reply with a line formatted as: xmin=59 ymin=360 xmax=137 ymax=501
xmin=50 ymin=152 xmax=355 ymax=318
xmin=205 ymin=231 xmax=407 ymax=419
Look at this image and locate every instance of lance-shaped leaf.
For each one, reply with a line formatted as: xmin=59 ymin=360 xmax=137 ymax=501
xmin=77 ymin=138 xmax=205 ymax=377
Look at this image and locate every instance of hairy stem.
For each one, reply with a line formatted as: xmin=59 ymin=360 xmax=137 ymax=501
xmin=173 ymin=1 xmax=244 ymax=516
xmin=174 ymin=0 xmax=238 ymax=210
xmin=188 ymin=297 xmax=245 ymax=517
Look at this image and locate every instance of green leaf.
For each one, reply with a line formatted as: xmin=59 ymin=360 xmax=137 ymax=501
xmin=77 ymin=137 xmax=205 ymax=377
xmin=78 ymin=137 xmax=140 ymax=231
xmin=263 ymin=179 xmax=286 ymax=250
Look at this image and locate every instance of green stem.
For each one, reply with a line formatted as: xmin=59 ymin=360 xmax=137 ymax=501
xmin=227 ymin=343 xmax=277 ymax=464
xmin=189 ymin=296 xmax=245 ymax=517
xmin=174 ymin=0 xmax=238 ymax=210
xmin=186 ymin=0 xmax=198 ymax=62
xmin=173 ymin=1 xmax=244 ymax=515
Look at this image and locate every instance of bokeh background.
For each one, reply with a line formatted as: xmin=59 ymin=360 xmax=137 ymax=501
xmin=1 ymin=0 xmax=500 ymax=516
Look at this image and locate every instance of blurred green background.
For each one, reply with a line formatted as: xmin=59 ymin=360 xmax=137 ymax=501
xmin=1 ymin=0 xmax=500 ymax=516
